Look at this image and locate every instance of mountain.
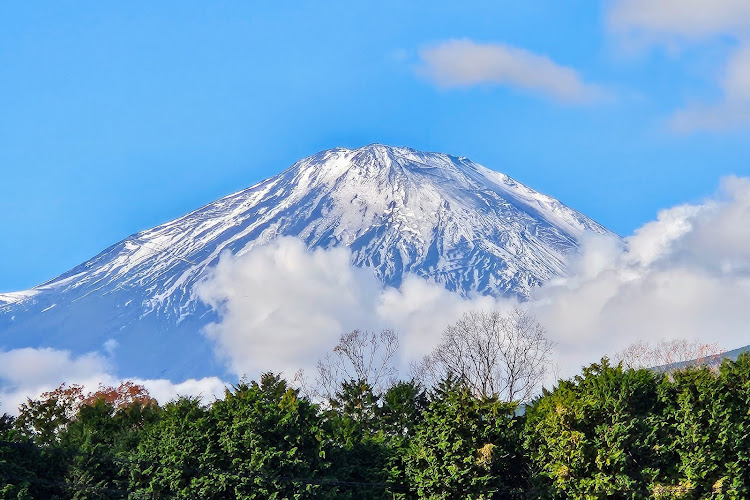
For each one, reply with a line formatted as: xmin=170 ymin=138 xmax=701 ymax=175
xmin=0 ymin=144 xmax=612 ymax=379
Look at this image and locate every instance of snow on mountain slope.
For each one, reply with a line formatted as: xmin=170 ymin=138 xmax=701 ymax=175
xmin=0 ymin=144 xmax=612 ymax=379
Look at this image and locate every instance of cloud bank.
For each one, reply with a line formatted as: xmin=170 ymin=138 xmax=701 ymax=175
xmin=416 ymin=39 xmax=603 ymax=103
xmin=530 ymin=176 xmax=750 ymax=373
xmin=194 ymin=238 xmax=501 ymax=378
xmin=195 ymin=241 xmax=385 ymax=377
xmin=197 ymin=177 xmax=750 ymax=382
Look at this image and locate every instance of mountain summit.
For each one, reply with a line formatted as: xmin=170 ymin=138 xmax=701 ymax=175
xmin=0 ymin=144 xmax=611 ymax=378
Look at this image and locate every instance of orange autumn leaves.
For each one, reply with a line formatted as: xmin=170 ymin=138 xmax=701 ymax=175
xmin=35 ymin=380 xmax=156 ymax=414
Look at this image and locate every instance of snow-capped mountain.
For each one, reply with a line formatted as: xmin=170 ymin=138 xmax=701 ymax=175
xmin=0 ymin=144 xmax=611 ymax=378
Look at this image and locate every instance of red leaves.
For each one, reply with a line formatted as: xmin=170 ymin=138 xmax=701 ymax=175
xmin=82 ymin=381 xmax=157 ymax=408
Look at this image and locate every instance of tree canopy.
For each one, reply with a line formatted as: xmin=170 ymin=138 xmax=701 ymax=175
xmin=3 ymin=349 xmax=750 ymax=498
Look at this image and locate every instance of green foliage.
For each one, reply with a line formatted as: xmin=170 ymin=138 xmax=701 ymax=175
xmin=14 ymin=383 xmax=84 ymax=446
xmin=6 ymin=354 xmax=750 ymax=498
xmin=1 ymin=412 xmax=67 ymax=499
xmin=322 ymin=378 xmax=428 ymax=499
xmin=710 ymin=353 xmax=750 ymax=497
xmin=209 ymin=372 xmax=330 ymax=498
xmin=524 ymin=358 xmax=666 ymax=498
xmin=380 ymin=380 xmax=428 ymax=497
xmin=404 ymin=375 xmax=526 ymax=499
xmin=131 ymin=395 xmax=222 ymax=497
xmin=655 ymin=353 xmax=750 ymax=498
xmin=61 ymin=398 xmax=162 ymax=498
xmin=133 ymin=373 xmax=331 ymax=499
xmin=328 ymin=379 xmax=381 ymax=445
xmin=380 ymin=380 xmax=428 ymax=438
xmin=323 ymin=379 xmax=389 ymax=499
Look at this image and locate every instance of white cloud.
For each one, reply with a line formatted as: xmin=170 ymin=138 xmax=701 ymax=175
xmin=198 ymin=178 xmax=750 ymax=383
xmin=529 ymin=176 xmax=750 ymax=376
xmin=0 ymin=346 xmax=227 ymax=415
xmin=0 ymin=347 xmax=111 ymax=390
xmin=195 ymin=239 xmax=386 ymax=377
xmin=133 ymin=377 xmax=227 ymax=405
xmin=416 ymin=39 xmax=604 ymax=103
xmin=0 ymin=348 xmax=113 ymax=414
xmin=377 ymin=277 xmax=504 ymax=361
xmin=194 ymin=237 xmax=513 ymax=379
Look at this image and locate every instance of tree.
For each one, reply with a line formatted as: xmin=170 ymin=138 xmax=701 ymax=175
xmin=15 ymin=383 xmax=85 ymax=445
xmin=416 ymin=309 xmax=554 ymax=402
xmin=6 ymin=382 xmax=161 ymax=499
xmin=208 ymin=373 xmax=331 ymax=499
xmin=614 ymin=338 xmax=724 ymax=372
xmin=14 ymin=381 xmax=157 ymax=447
xmin=655 ymin=353 xmax=750 ymax=497
xmin=81 ymin=381 xmax=157 ymax=409
xmin=1 ymin=413 xmax=69 ymax=499
xmin=524 ymin=359 xmax=667 ymax=498
xmin=324 ymin=379 xmax=389 ymax=500
xmin=314 ymin=329 xmax=399 ymax=401
xmin=380 ymin=380 xmax=428 ymax=442
xmin=380 ymin=380 xmax=428 ymax=497
xmin=404 ymin=376 xmax=526 ymax=498
xmin=131 ymin=395 xmax=217 ymax=498
xmin=62 ymin=390 xmax=162 ymax=498
xmin=133 ymin=375 xmax=332 ymax=498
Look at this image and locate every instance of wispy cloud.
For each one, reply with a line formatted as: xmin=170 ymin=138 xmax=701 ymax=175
xmin=670 ymin=45 xmax=750 ymax=132
xmin=608 ymin=0 xmax=750 ymax=43
xmin=608 ymin=0 xmax=750 ymax=131
xmin=416 ymin=39 xmax=605 ymax=104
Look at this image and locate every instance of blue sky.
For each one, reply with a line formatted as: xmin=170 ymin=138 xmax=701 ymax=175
xmin=2 ymin=1 xmax=750 ymax=292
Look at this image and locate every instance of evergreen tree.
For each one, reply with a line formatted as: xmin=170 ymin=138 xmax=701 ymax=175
xmin=404 ymin=376 xmax=525 ymax=499
xmin=524 ymin=359 xmax=666 ymax=498
xmin=208 ymin=373 xmax=331 ymax=499
xmin=380 ymin=380 xmax=428 ymax=497
xmin=1 ymin=410 xmax=67 ymax=499
xmin=657 ymin=353 xmax=750 ymax=497
xmin=324 ymin=379 xmax=389 ymax=499
xmin=130 ymin=396 xmax=218 ymax=498
xmin=61 ymin=398 xmax=161 ymax=498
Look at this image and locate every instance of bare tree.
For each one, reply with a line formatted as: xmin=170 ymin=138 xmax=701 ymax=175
xmin=614 ymin=338 xmax=724 ymax=372
xmin=414 ymin=309 xmax=554 ymax=402
xmin=313 ymin=328 xmax=399 ymax=400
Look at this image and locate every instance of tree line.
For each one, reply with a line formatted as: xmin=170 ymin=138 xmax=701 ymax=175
xmin=1 ymin=310 xmax=746 ymax=499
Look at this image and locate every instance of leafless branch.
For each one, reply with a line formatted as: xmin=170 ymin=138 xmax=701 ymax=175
xmin=313 ymin=328 xmax=400 ymax=400
xmin=413 ymin=308 xmax=554 ymax=402
xmin=613 ymin=338 xmax=724 ymax=372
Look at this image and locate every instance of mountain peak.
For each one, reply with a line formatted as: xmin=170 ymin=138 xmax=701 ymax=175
xmin=0 ymin=145 xmax=612 ymax=379
xmin=288 ymin=144 xmax=483 ymax=196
